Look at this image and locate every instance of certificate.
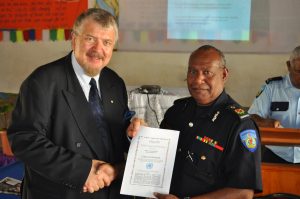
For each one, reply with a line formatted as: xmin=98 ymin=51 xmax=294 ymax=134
xmin=121 ymin=126 xmax=179 ymax=198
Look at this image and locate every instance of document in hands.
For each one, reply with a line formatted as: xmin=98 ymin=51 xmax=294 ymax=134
xmin=121 ymin=126 xmax=179 ymax=198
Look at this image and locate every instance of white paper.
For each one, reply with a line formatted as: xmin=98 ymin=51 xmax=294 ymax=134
xmin=121 ymin=126 xmax=179 ymax=198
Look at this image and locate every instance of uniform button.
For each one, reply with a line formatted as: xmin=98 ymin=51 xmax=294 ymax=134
xmin=189 ymin=122 xmax=193 ymax=127
xmin=110 ymin=100 xmax=114 ymax=103
xmin=200 ymin=155 xmax=206 ymax=160
xmin=178 ymin=148 xmax=182 ymax=152
xmin=276 ymin=108 xmax=279 ymax=111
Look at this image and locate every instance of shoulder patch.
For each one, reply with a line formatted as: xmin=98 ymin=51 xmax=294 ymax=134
xmin=255 ymin=84 xmax=266 ymax=98
xmin=227 ymin=105 xmax=249 ymax=119
xmin=239 ymin=129 xmax=259 ymax=152
xmin=265 ymin=76 xmax=283 ymax=84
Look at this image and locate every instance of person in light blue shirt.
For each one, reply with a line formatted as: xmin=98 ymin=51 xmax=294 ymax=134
xmin=248 ymin=45 xmax=300 ymax=163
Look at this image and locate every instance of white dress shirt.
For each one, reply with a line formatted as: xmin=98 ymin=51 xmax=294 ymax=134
xmin=71 ymin=52 xmax=100 ymax=101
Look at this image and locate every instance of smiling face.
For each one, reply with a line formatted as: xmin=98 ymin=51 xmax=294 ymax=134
xmin=71 ymin=18 xmax=116 ymax=76
xmin=187 ymin=48 xmax=228 ymax=105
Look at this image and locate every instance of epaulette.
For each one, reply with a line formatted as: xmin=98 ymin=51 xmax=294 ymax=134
xmin=173 ymin=97 xmax=190 ymax=105
xmin=226 ymin=105 xmax=250 ymax=120
xmin=265 ymin=76 xmax=283 ymax=84
xmin=173 ymin=97 xmax=191 ymax=112
xmin=255 ymin=85 xmax=265 ymax=98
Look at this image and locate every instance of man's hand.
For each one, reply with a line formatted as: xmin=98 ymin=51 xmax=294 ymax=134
xmin=83 ymin=160 xmax=117 ymax=193
xmin=154 ymin=188 xmax=253 ymax=199
xmin=273 ymin=120 xmax=282 ymax=128
xmin=250 ymin=114 xmax=282 ymax=128
xmin=127 ymin=117 xmax=147 ymax=138
xmin=258 ymin=118 xmax=281 ymax=128
xmin=154 ymin=192 xmax=179 ymax=199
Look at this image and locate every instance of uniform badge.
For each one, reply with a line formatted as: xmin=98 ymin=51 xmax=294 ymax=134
xmin=239 ymin=129 xmax=258 ymax=152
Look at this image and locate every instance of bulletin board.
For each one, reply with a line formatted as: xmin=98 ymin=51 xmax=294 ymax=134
xmin=0 ymin=0 xmax=119 ymax=42
xmin=0 ymin=0 xmax=88 ymax=41
xmin=0 ymin=0 xmax=87 ymax=29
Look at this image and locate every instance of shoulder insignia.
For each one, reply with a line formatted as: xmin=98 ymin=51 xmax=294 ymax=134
xmin=265 ymin=76 xmax=283 ymax=84
xmin=173 ymin=97 xmax=190 ymax=105
xmin=174 ymin=97 xmax=190 ymax=104
xmin=239 ymin=129 xmax=259 ymax=152
xmin=256 ymin=76 xmax=283 ymax=98
xmin=173 ymin=97 xmax=192 ymax=112
xmin=255 ymin=85 xmax=266 ymax=98
xmin=227 ymin=105 xmax=249 ymax=119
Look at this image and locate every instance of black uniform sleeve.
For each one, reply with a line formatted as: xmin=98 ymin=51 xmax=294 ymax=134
xmin=222 ymin=118 xmax=262 ymax=192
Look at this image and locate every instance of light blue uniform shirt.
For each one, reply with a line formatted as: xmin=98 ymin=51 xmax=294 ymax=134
xmin=248 ymin=74 xmax=300 ymax=163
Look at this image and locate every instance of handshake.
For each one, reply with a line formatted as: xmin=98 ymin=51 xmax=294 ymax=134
xmin=83 ymin=160 xmax=122 ymax=193
xmin=83 ymin=118 xmax=145 ymax=193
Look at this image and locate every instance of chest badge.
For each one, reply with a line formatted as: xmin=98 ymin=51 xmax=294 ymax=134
xmin=196 ymin=135 xmax=224 ymax=151
xmin=239 ymin=129 xmax=258 ymax=152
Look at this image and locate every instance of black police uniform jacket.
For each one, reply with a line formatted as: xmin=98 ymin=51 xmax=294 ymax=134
xmin=160 ymin=91 xmax=262 ymax=197
xmin=8 ymin=53 xmax=131 ymax=199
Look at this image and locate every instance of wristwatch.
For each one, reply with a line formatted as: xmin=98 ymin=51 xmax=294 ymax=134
xmin=182 ymin=197 xmax=190 ymax=199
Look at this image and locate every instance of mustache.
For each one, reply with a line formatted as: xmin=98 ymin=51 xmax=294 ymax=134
xmin=86 ymin=51 xmax=103 ymax=59
xmin=190 ymin=85 xmax=209 ymax=90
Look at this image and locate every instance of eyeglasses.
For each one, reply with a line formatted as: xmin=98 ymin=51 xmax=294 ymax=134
xmin=76 ymin=33 xmax=114 ymax=47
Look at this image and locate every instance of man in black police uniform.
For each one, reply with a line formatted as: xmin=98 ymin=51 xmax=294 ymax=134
xmin=128 ymin=45 xmax=262 ymax=199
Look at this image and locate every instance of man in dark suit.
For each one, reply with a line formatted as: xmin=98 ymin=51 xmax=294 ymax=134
xmin=8 ymin=8 xmax=132 ymax=199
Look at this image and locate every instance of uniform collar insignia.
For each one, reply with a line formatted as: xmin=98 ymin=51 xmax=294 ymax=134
xmin=229 ymin=105 xmax=249 ymax=119
xmin=212 ymin=111 xmax=220 ymax=122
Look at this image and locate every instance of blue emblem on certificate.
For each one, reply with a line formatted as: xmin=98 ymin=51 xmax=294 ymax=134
xmin=239 ymin=129 xmax=258 ymax=152
xmin=146 ymin=162 xmax=153 ymax=169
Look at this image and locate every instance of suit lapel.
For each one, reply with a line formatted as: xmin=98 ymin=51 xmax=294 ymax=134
xmin=62 ymin=56 xmax=106 ymax=159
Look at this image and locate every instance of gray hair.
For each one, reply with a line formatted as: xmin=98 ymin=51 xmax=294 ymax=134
xmin=72 ymin=8 xmax=118 ymax=43
xmin=289 ymin=46 xmax=300 ymax=62
xmin=191 ymin=45 xmax=226 ymax=67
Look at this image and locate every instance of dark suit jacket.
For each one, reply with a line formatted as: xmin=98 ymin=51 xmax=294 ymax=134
xmin=8 ymin=53 xmax=131 ymax=199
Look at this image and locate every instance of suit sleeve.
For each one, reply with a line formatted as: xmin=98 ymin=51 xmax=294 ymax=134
xmin=8 ymin=75 xmax=91 ymax=189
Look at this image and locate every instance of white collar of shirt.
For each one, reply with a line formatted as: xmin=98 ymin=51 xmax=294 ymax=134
xmin=71 ymin=52 xmax=100 ymax=100
xmin=285 ymin=74 xmax=300 ymax=92
xmin=283 ymin=74 xmax=293 ymax=89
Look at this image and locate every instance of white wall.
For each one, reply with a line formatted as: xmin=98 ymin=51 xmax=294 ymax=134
xmin=0 ymin=41 xmax=288 ymax=106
